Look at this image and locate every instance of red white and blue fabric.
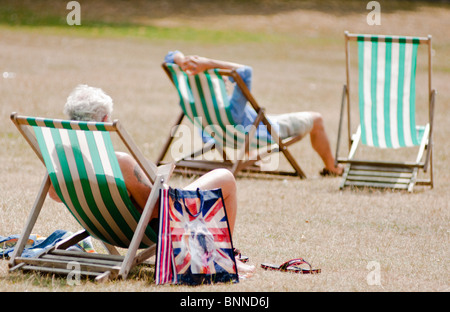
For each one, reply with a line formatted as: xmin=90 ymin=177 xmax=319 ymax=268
xmin=155 ymin=187 xmax=238 ymax=285
xmin=155 ymin=188 xmax=177 ymax=285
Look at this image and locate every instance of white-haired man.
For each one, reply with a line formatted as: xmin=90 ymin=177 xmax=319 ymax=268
xmin=49 ymin=84 xmax=254 ymax=275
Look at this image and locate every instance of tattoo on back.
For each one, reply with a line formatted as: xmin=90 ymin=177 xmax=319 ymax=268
xmin=134 ymin=165 xmax=151 ymax=188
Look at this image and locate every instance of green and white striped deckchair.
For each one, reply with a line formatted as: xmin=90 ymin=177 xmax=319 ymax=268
xmin=9 ymin=113 xmax=174 ymax=281
xmin=336 ymin=32 xmax=436 ymax=192
xmin=157 ymin=63 xmax=307 ymax=178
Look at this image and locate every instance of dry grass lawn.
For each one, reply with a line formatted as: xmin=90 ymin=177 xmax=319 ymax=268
xmin=0 ymin=0 xmax=448 ymax=293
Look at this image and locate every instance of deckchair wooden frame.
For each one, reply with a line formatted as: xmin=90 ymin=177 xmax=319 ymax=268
xmin=158 ymin=63 xmax=307 ymax=178
xmin=8 ymin=112 xmax=174 ymax=281
xmin=335 ymin=31 xmax=435 ymax=192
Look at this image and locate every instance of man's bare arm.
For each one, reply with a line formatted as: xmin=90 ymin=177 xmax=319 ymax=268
xmin=173 ymin=51 xmax=244 ymax=75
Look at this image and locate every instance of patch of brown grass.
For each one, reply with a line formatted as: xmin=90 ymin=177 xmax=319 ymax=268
xmin=0 ymin=1 xmax=449 ymax=292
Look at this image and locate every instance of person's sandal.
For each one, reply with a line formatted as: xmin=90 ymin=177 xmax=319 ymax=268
xmin=233 ymin=248 xmax=249 ymax=263
xmin=261 ymin=258 xmax=321 ymax=274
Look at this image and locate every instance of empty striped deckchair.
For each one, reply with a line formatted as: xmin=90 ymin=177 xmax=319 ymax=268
xmin=8 ymin=113 xmax=174 ymax=281
xmin=335 ymin=32 xmax=435 ymax=192
xmin=157 ymin=62 xmax=307 ymax=178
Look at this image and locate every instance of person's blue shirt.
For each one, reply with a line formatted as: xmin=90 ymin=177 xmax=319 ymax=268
xmin=164 ymin=51 xmax=274 ymax=142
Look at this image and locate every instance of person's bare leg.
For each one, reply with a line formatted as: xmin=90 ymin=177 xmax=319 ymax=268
xmin=184 ymin=168 xmax=237 ymax=234
xmin=118 ymin=157 xmax=237 ymax=231
xmin=308 ymin=112 xmax=344 ymax=175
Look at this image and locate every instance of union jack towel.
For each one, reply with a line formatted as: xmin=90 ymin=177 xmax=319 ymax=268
xmin=155 ymin=187 xmax=239 ymax=285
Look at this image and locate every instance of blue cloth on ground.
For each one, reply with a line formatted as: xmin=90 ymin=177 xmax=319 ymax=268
xmin=0 ymin=229 xmax=94 ymax=259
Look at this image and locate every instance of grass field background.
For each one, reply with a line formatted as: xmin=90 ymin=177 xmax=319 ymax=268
xmin=0 ymin=0 xmax=449 ymax=292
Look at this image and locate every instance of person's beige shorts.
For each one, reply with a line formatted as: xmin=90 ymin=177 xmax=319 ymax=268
xmin=268 ymin=112 xmax=314 ymax=139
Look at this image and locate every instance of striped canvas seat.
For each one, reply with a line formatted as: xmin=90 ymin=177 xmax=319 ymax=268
xmin=29 ymin=118 xmax=156 ymax=248
xmin=357 ymin=35 xmax=424 ymax=148
xmin=9 ymin=113 xmax=173 ymax=281
xmin=336 ymin=32 xmax=435 ymax=192
xmin=158 ymin=63 xmax=307 ymax=178
xmin=164 ymin=63 xmax=272 ymax=149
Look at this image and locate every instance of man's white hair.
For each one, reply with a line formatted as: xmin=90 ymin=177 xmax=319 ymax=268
xmin=64 ymin=84 xmax=113 ymax=121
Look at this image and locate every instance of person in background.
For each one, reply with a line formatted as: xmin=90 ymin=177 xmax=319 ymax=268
xmin=165 ymin=50 xmax=344 ymax=176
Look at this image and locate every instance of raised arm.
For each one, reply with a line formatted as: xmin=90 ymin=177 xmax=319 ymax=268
xmin=171 ymin=51 xmax=244 ymax=75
